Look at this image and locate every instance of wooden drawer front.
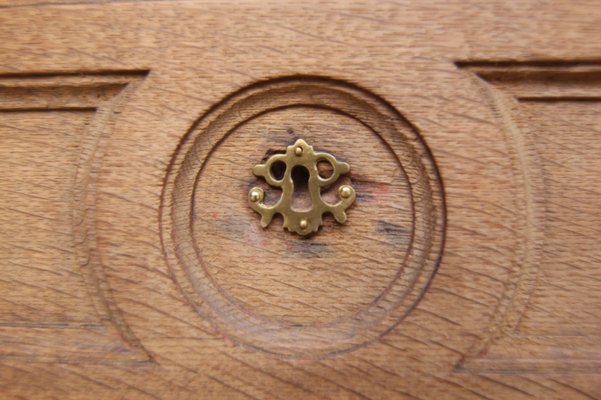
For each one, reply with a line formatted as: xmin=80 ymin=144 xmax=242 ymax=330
xmin=1 ymin=2 xmax=600 ymax=399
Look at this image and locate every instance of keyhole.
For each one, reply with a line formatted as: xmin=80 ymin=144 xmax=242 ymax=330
xmin=291 ymin=165 xmax=311 ymax=210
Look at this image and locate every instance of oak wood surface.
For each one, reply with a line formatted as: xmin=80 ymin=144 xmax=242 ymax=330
xmin=1 ymin=1 xmax=601 ymax=399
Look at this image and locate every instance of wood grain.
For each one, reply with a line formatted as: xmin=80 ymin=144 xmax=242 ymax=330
xmin=459 ymin=63 xmax=601 ymax=373
xmin=0 ymin=71 xmax=148 ymax=363
xmin=1 ymin=1 xmax=601 ymax=399
xmin=161 ymin=78 xmax=444 ymax=358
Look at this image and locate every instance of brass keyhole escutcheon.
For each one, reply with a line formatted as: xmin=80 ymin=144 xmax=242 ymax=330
xmin=248 ymin=139 xmax=356 ymax=235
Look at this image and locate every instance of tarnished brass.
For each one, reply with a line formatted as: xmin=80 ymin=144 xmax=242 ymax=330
xmin=248 ymin=139 xmax=356 ymax=235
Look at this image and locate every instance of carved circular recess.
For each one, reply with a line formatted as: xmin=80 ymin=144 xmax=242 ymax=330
xmin=160 ymin=77 xmax=445 ymax=358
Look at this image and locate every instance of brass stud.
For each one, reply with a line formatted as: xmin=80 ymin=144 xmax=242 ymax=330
xmin=299 ymin=218 xmax=308 ymax=230
xmin=294 ymin=146 xmax=303 ymax=156
xmin=250 ymin=188 xmax=262 ymax=202
xmin=339 ymin=185 xmax=353 ymax=199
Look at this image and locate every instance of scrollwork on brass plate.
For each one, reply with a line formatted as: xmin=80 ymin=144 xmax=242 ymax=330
xmin=248 ymin=139 xmax=356 ymax=236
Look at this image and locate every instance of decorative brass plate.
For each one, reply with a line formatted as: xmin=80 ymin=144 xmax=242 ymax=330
xmin=248 ymin=139 xmax=355 ymax=235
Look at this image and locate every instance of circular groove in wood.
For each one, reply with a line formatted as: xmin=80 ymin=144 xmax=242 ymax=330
xmin=160 ymin=77 xmax=446 ymax=358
